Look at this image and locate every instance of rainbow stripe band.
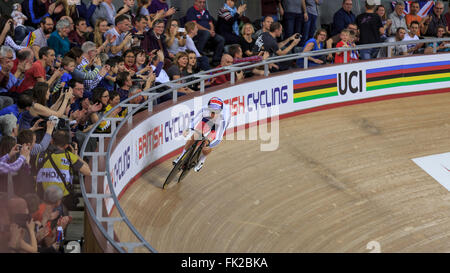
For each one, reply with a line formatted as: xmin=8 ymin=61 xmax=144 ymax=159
xmin=293 ymin=74 xmax=338 ymax=103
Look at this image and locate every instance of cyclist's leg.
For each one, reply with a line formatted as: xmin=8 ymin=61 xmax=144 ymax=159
xmin=195 ymin=130 xmax=217 ymax=172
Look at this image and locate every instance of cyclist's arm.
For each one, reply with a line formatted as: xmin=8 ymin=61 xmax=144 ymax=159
xmin=189 ymin=107 xmax=205 ymax=130
xmin=209 ymin=110 xmax=230 ymax=148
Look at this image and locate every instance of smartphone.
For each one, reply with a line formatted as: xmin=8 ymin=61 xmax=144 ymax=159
xmin=295 ymin=33 xmax=300 ymax=39
xmin=178 ymin=27 xmax=186 ymax=33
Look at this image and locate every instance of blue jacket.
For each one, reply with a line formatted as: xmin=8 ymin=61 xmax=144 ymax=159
xmin=332 ymin=8 xmax=356 ymax=36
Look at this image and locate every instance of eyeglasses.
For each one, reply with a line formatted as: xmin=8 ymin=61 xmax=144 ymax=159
xmin=102 ymin=94 xmax=110 ymax=98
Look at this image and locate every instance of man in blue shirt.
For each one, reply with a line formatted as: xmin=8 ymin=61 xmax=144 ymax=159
xmin=186 ymin=0 xmax=225 ymax=66
xmin=331 ymin=0 xmax=356 ymax=36
xmin=0 ymin=94 xmax=33 ymax=127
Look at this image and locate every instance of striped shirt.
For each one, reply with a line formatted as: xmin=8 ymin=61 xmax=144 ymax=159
xmin=0 ymin=154 xmax=26 ymax=174
xmin=78 ymin=56 xmax=104 ymax=93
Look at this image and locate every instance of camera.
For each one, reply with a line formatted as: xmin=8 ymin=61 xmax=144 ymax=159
xmin=38 ymin=116 xmax=71 ymax=131
xmin=295 ymin=33 xmax=301 ymax=39
xmin=132 ymin=33 xmax=145 ymax=40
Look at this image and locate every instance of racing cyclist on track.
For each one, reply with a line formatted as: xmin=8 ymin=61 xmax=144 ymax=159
xmin=173 ymin=97 xmax=231 ymax=172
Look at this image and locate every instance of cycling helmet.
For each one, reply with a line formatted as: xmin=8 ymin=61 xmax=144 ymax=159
xmin=208 ymin=97 xmax=224 ymax=111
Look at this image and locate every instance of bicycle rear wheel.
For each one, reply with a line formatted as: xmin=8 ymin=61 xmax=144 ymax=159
xmin=163 ymin=147 xmax=192 ymax=189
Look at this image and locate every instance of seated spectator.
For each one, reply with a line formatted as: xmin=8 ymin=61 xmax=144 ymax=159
xmin=210 ymin=53 xmax=244 ymax=87
xmin=92 ymin=18 xmax=110 ymax=51
xmin=91 ymin=0 xmax=117 ymax=26
xmin=105 ymin=90 xmax=126 ymax=118
xmin=0 ymin=16 xmax=27 ymax=57
xmin=0 ymin=46 xmax=18 ymax=107
xmin=228 ymin=44 xmax=268 ymax=77
xmin=297 ymin=28 xmax=327 ymax=68
xmin=75 ymin=42 xmax=109 ymax=93
xmin=184 ymin=21 xmax=210 ymax=71
xmin=20 ymin=16 xmax=54 ymax=59
xmin=252 ymin=15 xmax=273 ymax=40
xmin=52 ymin=56 xmax=76 ymax=93
xmin=240 ymin=23 xmax=256 ymax=57
xmin=165 ymin=19 xmax=187 ymax=57
xmin=0 ymin=141 xmax=30 ymax=174
xmin=185 ymin=50 xmax=200 ymax=91
xmin=422 ymin=1 xmax=448 ymax=37
xmin=6 ymin=196 xmax=38 ymax=253
xmin=149 ymin=51 xmax=171 ymax=85
xmin=253 ymin=21 xmax=300 ymax=71
xmin=403 ymin=21 xmax=423 ymax=55
xmin=331 ymin=0 xmax=356 ymax=37
xmin=147 ymin=0 xmax=176 ymax=22
xmin=123 ymin=49 xmax=138 ymax=74
xmin=128 ymin=84 xmax=149 ymax=105
xmin=99 ymin=57 xmax=119 ymax=92
xmin=68 ymin=18 xmax=90 ymax=48
xmin=378 ymin=27 xmax=408 ymax=57
xmin=186 ymin=0 xmax=225 ymax=66
xmin=35 ymin=129 xmax=91 ymax=209
xmin=389 ymin=1 xmax=408 ymax=36
xmin=217 ymin=0 xmax=247 ymax=45
xmin=0 ymin=94 xmax=33 ymax=133
xmin=424 ymin=25 xmax=450 ymax=54
xmin=135 ymin=49 xmax=153 ymax=74
xmin=105 ymin=14 xmax=133 ymax=57
xmin=357 ymin=0 xmax=384 ymax=60
xmin=28 ymin=82 xmax=73 ymax=123
xmin=334 ymin=29 xmax=351 ymax=64
xmin=47 ymin=18 xmax=71 ymax=58
xmin=375 ymin=5 xmax=392 ymax=41
xmin=115 ymin=71 xmax=133 ymax=102
xmin=405 ymin=1 xmax=423 ymax=36
xmin=167 ymin=52 xmax=195 ymax=94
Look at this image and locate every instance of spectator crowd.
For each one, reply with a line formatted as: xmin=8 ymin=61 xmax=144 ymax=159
xmin=0 ymin=0 xmax=449 ymax=253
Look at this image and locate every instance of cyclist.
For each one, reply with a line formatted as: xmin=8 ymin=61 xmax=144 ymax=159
xmin=173 ymin=97 xmax=231 ymax=172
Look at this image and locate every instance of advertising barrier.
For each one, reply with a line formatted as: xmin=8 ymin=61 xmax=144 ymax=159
xmin=106 ymin=53 xmax=450 ymax=214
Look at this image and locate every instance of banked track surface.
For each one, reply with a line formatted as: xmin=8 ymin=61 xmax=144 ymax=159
xmin=111 ymin=91 xmax=450 ymax=253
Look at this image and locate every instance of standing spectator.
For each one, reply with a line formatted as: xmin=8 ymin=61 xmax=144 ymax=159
xmin=297 ymin=28 xmax=327 ymax=68
xmin=445 ymin=5 xmax=450 ymax=29
xmin=35 ymin=129 xmax=91 ymax=209
xmin=253 ymin=21 xmax=300 ymax=71
xmin=253 ymin=16 xmax=273 ymax=40
xmin=47 ymin=18 xmax=71 ymax=57
xmin=91 ymin=0 xmax=117 ymax=26
xmin=403 ymin=21 xmax=423 ymax=55
xmin=217 ymin=0 xmax=247 ymax=45
xmin=0 ymin=0 xmax=21 ymax=18
xmin=389 ymin=1 xmax=408 ymax=36
xmin=331 ymin=0 xmax=356 ymax=36
xmin=22 ymin=0 xmax=64 ymax=28
xmin=165 ymin=19 xmax=187 ymax=56
xmin=186 ymin=0 xmax=225 ymax=66
xmin=147 ymin=0 xmax=176 ymax=22
xmin=422 ymin=1 xmax=448 ymax=37
xmin=405 ymin=1 xmax=423 ymax=36
xmin=281 ymin=0 xmax=305 ymax=42
xmin=142 ymin=19 xmax=170 ymax=63
xmin=17 ymin=47 xmax=61 ymax=94
xmin=20 ymin=16 xmax=54 ymax=59
xmin=357 ymin=0 xmax=384 ymax=60
xmin=105 ymin=14 xmax=133 ymax=57
xmin=261 ymin=0 xmax=282 ymax=22
xmin=68 ymin=18 xmax=89 ymax=48
xmin=375 ymin=5 xmax=392 ymax=41
xmin=302 ymin=0 xmax=323 ymax=45
xmin=116 ymin=0 xmax=136 ymax=21
xmin=239 ymin=23 xmax=256 ymax=57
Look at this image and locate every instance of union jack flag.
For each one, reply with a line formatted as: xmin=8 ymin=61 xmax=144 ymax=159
xmin=391 ymin=0 xmax=435 ymax=17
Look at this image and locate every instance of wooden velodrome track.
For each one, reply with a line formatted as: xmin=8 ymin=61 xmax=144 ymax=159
xmin=111 ymin=91 xmax=450 ymax=253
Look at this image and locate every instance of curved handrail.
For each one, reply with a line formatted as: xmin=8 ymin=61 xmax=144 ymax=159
xmin=79 ymin=37 xmax=450 ymax=253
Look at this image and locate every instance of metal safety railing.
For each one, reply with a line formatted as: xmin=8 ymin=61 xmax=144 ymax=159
xmin=79 ymin=37 xmax=450 ymax=253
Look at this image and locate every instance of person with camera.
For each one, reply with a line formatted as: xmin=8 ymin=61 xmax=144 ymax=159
xmin=35 ymin=129 xmax=91 ymax=212
xmin=0 ymin=141 xmax=30 ymax=174
xmin=131 ymin=15 xmax=148 ymax=48
xmin=165 ymin=19 xmax=187 ymax=57
xmin=7 ymin=196 xmax=38 ymax=253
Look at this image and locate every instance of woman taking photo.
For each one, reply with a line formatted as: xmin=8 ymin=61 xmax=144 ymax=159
xmin=165 ymin=19 xmax=187 ymax=57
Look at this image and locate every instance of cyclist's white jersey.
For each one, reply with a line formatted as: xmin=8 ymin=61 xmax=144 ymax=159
xmin=189 ymin=103 xmax=231 ymax=148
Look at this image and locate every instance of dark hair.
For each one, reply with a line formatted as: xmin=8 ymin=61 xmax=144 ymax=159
xmin=228 ymin=44 xmax=241 ymax=58
xmin=67 ymin=78 xmax=83 ymax=89
xmin=0 ymin=15 xmax=14 ymax=38
xmin=135 ymin=14 xmax=146 ymax=23
xmin=74 ymin=17 xmax=86 ymax=27
xmin=116 ymin=71 xmax=130 ymax=88
xmin=16 ymin=50 xmax=32 ymax=62
xmin=22 ymin=193 xmax=41 ymax=215
xmin=0 ymin=136 xmax=16 ymax=156
xmin=38 ymin=47 xmax=53 ymax=59
xmin=65 ymin=47 xmax=83 ymax=60
xmin=52 ymin=130 xmax=71 ymax=147
xmin=115 ymin=14 xmax=131 ymax=25
xmin=269 ymin=22 xmax=282 ymax=33
xmin=410 ymin=20 xmax=420 ymax=27
xmin=33 ymin=82 xmax=49 ymax=106
xmin=91 ymin=87 xmax=108 ymax=108
xmin=123 ymin=49 xmax=135 ymax=59
xmin=153 ymin=19 xmax=165 ymax=27
xmin=17 ymin=129 xmax=35 ymax=145
xmin=105 ymin=58 xmax=118 ymax=67
xmin=108 ymin=90 xmax=120 ymax=100
xmin=17 ymin=94 xmax=33 ymax=109
xmin=40 ymin=16 xmax=52 ymax=25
